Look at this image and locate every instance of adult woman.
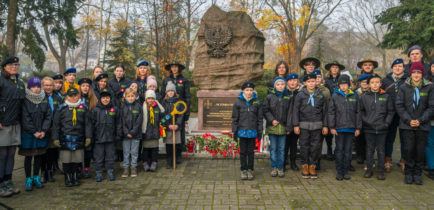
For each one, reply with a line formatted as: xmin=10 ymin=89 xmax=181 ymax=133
xmin=267 ymin=61 xmax=289 ymax=91
xmin=324 ymin=61 xmax=345 ymax=94
xmin=92 ymin=66 xmax=104 ymax=93
xmin=132 ymin=61 xmax=151 ymax=100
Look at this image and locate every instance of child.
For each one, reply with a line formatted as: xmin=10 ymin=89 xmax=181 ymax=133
xmin=299 ymin=57 xmax=320 ymax=82
xmin=120 ymin=88 xmax=143 ymax=177
xmin=52 ymin=88 xmax=92 ymax=187
xmin=263 ymin=77 xmax=290 ymax=177
xmin=142 ymin=90 xmax=165 ymax=172
xmin=232 ymin=81 xmax=263 ymax=180
xmin=328 ymin=75 xmax=361 ymax=181
xmin=78 ymin=78 xmax=98 ymax=178
xmin=382 ymin=58 xmax=407 ymax=173
xmin=355 ymin=73 xmax=370 ymax=165
xmin=90 ymin=89 xmax=121 ymax=182
xmin=109 ymin=64 xmax=130 ymax=108
xmin=91 ymin=65 xmax=104 ymax=93
xmin=146 ymin=76 xmax=163 ymax=102
xmin=20 ymin=77 xmax=52 ymax=191
xmin=324 ymin=61 xmax=345 ymax=94
xmin=62 ymin=68 xmax=79 ymax=95
xmin=285 ymin=73 xmax=300 ymax=171
xmin=162 ymin=81 xmax=184 ymax=169
xmin=94 ymin=73 xmax=114 ymax=101
xmin=292 ymin=74 xmax=328 ymax=179
xmin=396 ymin=62 xmax=434 ymax=185
xmin=359 ymin=74 xmax=394 ymax=180
xmin=40 ymin=77 xmax=63 ymax=183
xmin=52 ymin=74 xmax=64 ymax=98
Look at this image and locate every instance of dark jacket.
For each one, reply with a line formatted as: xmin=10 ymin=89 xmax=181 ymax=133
xmin=94 ymin=86 xmax=118 ymax=107
xmin=0 ymin=72 xmax=25 ymax=126
xmin=132 ymin=77 xmax=148 ymax=100
xmin=324 ymin=75 xmax=339 ymax=95
xmin=120 ymin=101 xmax=143 ymax=139
xmin=231 ymin=92 xmax=263 ymax=135
xmin=108 ymin=77 xmax=130 ymax=107
xmin=292 ymin=87 xmax=328 ymax=130
xmin=143 ymin=103 xmax=165 ymax=140
xmin=52 ymin=103 xmax=92 ymax=150
xmin=162 ymin=97 xmax=184 ymax=129
xmin=90 ymin=102 xmax=121 ymax=143
xmin=285 ymin=89 xmax=299 ymax=131
xmin=161 ymin=74 xmax=191 ymax=121
xmin=263 ymin=91 xmax=291 ymax=131
xmin=21 ymin=96 xmax=52 ymax=134
xmin=328 ymin=89 xmax=362 ymax=131
xmin=359 ymin=89 xmax=395 ymax=134
xmin=381 ymin=72 xmax=408 ymax=104
xmin=396 ymin=78 xmax=434 ymax=131
xmin=404 ymin=61 xmax=430 ymax=78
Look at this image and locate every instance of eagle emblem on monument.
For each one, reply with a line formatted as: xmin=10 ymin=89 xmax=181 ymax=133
xmin=204 ymin=24 xmax=232 ymax=58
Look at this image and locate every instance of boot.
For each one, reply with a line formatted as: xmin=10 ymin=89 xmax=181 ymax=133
xmin=121 ymin=168 xmax=129 ymax=178
xmin=400 ymin=159 xmax=405 ymax=174
xmin=143 ymin=162 xmax=150 ymax=172
xmin=240 ymin=170 xmax=248 ymax=180
xmin=83 ymin=168 xmax=91 ymax=179
xmin=301 ymin=164 xmax=309 ymax=179
xmin=47 ymin=170 xmax=55 ymax=182
xmin=290 ymin=160 xmax=299 ymax=171
xmin=377 ymin=169 xmax=385 ymax=180
xmin=384 ymin=157 xmax=392 ymax=173
xmin=95 ymin=171 xmax=103 ymax=182
xmin=76 ymin=167 xmax=83 ymax=179
xmin=427 ymin=170 xmax=434 ymax=180
xmin=349 ymin=165 xmax=356 ymax=172
xmin=130 ymin=168 xmax=137 ymax=177
xmin=0 ymin=182 xmax=12 ymax=197
xmin=40 ymin=170 xmax=47 ymax=183
xmin=336 ymin=174 xmax=343 ymax=181
xmin=72 ymin=172 xmax=80 ymax=186
xmin=413 ymin=175 xmax=423 ymax=185
xmin=25 ymin=177 xmax=33 ymax=191
xmin=364 ymin=168 xmax=373 ymax=178
xmin=107 ymin=169 xmax=115 ymax=181
xmin=277 ymin=169 xmax=285 ymax=177
xmin=343 ymin=174 xmax=351 ymax=180
xmin=32 ymin=176 xmax=43 ymax=188
xmin=404 ymin=174 xmax=413 ymax=184
xmin=309 ymin=164 xmax=317 ymax=179
xmin=150 ymin=162 xmax=158 ymax=172
xmin=316 ymin=160 xmax=321 ymax=170
xmin=64 ymin=174 xmax=73 ymax=187
xmin=247 ymin=170 xmax=254 ymax=180
xmin=270 ymin=168 xmax=278 ymax=177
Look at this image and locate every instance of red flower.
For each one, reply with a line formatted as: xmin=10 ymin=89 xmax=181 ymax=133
xmin=120 ymin=88 xmax=125 ymax=92
xmin=228 ymin=133 xmax=233 ymax=138
xmin=110 ymin=108 xmax=115 ymax=112
xmin=179 ymin=80 xmax=183 ymax=84
xmin=78 ymin=104 xmax=84 ymax=109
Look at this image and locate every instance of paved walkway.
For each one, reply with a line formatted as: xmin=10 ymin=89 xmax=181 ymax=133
xmin=1 ymin=154 xmax=433 ymax=209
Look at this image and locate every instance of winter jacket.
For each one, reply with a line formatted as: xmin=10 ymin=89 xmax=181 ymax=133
xmin=21 ymin=95 xmax=52 ymax=149
xmin=231 ymin=92 xmax=263 ymax=136
xmin=161 ymin=74 xmax=191 ymax=121
xmin=359 ymin=89 xmax=395 ymax=134
xmin=328 ymin=89 xmax=362 ymax=131
xmin=0 ymin=72 xmax=25 ymax=126
xmin=292 ymin=87 xmax=327 ymax=130
xmin=396 ymin=78 xmax=434 ymax=131
xmin=324 ymin=75 xmax=339 ymax=95
xmin=162 ymin=97 xmax=184 ymax=130
xmin=45 ymin=93 xmax=64 ymax=115
xmin=381 ymin=72 xmax=408 ymax=104
xmin=90 ymin=102 xmax=121 ymax=143
xmin=132 ymin=77 xmax=148 ymax=100
xmin=120 ymin=101 xmax=143 ymax=139
xmin=108 ymin=77 xmax=130 ymax=107
xmin=263 ymin=91 xmax=291 ymax=132
xmin=285 ymin=89 xmax=299 ymax=131
xmin=52 ymin=102 xmax=92 ymax=150
xmin=143 ymin=103 xmax=165 ymax=140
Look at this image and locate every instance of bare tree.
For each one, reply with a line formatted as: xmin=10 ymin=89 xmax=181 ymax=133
xmin=6 ymin=0 xmax=18 ymax=56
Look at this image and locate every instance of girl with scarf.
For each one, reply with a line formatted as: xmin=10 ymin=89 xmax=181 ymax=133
xmin=263 ymin=77 xmax=291 ymax=177
xmin=61 ymin=68 xmax=79 ymax=95
xmin=20 ymin=77 xmax=52 ymax=191
xmin=120 ymin=88 xmax=143 ymax=178
xmin=232 ymin=81 xmax=263 ymax=180
xmin=141 ymin=90 xmax=165 ymax=172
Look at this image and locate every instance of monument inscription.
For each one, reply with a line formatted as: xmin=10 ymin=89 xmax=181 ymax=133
xmin=203 ymin=98 xmax=237 ymax=128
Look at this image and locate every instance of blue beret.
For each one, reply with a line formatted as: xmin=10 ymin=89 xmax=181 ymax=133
xmin=390 ymin=58 xmax=404 ymax=68
xmin=408 ymin=45 xmax=422 ymax=57
xmin=137 ymin=61 xmax=149 ymax=67
xmin=1 ymin=56 xmax=19 ymax=67
xmin=64 ymin=68 xmax=76 ymax=75
xmin=286 ymin=73 xmax=298 ymax=80
xmin=357 ymin=74 xmax=371 ymax=82
xmin=311 ymin=69 xmax=321 ymax=76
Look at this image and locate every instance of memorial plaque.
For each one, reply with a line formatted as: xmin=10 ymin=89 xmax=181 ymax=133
xmin=195 ymin=90 xmax=239 ymax=132
xmin=203 ymin=98 xmax=237 ymax=128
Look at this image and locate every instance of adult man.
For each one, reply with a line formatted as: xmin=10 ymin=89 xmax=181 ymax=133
xmin=404 ymin=45 xmax=430 ymax=77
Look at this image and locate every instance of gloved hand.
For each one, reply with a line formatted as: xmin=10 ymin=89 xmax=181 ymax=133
xmin=85 ymin=138 xmax=91 ymax=147
xmin=54 ymin=140 xmax=61 ymax=148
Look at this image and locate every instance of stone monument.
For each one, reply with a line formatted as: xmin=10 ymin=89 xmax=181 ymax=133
xmin=193 ymin=5 xmax=265 ymax=132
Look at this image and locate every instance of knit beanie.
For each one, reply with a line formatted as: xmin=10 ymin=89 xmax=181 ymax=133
xmin=166 ymin=81 xmax=176 ymax=93
xmin=147 ymin=77 xmax=158 ymax=88
xmin=410 ymin=62 xmax=424 ymax=75
xmin=27 ymin=77 xmax=41 ymax=89
xmin=273 ymin=76 xmax=286 ymax=88
xmin=145 ymin=90 xmax=156 ymax=99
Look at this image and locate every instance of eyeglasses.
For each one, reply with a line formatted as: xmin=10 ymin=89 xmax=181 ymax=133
xmin=7 ymin=63 xmax=20 ymax=67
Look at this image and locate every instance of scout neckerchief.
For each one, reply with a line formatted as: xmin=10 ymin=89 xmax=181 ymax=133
xmin=392 ymin=73 xmax=404 ymax=93
xmin=307 ymin=89 xmax=315 ymax=107
xmin=137 ymin=76 xmax=147 ymax=96
xmin=411 ymin=79 xmax=422 ymax=109
xmin=65 ymin=99 xmax=81 ymax=126
xmin=48 ymin=94 xmax=54 ymax=114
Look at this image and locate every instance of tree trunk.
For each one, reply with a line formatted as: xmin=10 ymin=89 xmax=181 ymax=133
xmin=185 ymin=0 xmax=191 ymax=71
xmin=84 ymin=2 xmax=91 ymax=74
xmin=153 ymin=0 xmax=160 ymax=78
xmin=6 ymin=0 xmax=18 ymax=56
xmin=102 ymin=0 xmax=114 ymax=68
xmin=97 ymin=0 xmax=104 ymax=65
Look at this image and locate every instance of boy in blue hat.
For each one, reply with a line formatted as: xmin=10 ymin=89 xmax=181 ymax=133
xmin=284 ymin=73 xmax=300 ymax=171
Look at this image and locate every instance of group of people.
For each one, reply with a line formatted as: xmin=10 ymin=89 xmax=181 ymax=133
xmin=232 ymin=45 xmax=434 ymax=185
xmin=0 ymin=58 xmax=191 ymax=197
